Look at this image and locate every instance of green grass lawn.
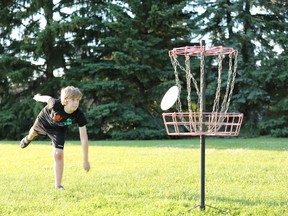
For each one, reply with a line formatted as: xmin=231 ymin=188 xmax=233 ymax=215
xmin=0 ymin=137 xmax=287 ymax=215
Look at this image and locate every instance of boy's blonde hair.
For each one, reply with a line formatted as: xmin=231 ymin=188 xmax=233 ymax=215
xmin=60 ymin=86 xmax=83 ymax=105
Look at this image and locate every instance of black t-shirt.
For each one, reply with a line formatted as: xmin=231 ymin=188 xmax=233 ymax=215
xmin=34 ymin=98 xmax=87 ymax=134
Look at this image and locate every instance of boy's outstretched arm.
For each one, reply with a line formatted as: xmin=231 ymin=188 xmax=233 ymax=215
xmin=33 ymin=94 xmax=52 ymax=103
xmin=79 ymin=125 xmax=90 ymax=172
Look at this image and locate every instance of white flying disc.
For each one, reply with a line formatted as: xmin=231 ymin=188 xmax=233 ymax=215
xmin=160 ymin=86 xmax=179 ymax=111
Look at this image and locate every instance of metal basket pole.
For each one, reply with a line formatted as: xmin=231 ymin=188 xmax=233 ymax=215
xmin=199 ymin=40 xmax=206 ymax=210
xmin=164 ymin=43 xmax=243 ymax=212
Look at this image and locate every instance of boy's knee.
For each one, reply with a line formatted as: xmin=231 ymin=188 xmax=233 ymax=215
xmin=54 ymin=149 xmax=63 ymax=161
xmin=28 ymin=128 xmax=38 ymax=140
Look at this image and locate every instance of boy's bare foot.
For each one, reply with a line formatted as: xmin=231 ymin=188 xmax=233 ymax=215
xmin=20 ymin=136 xmax=31 ymax=148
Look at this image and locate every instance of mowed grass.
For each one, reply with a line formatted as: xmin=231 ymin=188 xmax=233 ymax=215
xmin=0 ymin=137 xmax=287 ymax=216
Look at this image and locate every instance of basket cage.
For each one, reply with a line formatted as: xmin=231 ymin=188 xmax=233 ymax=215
xmin=162 ymin=112 xmax=243 ymax=136
xmin=162 ymin=45 xmax=243 ymax=137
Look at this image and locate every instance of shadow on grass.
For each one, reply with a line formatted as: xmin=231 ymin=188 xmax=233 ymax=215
xmin=205 ymin=195 xmax=287 ymax=213
xmin=186 ymin=194 xmax=287 ymax=215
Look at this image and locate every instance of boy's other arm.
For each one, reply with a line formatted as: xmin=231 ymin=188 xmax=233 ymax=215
xmin=33 ymin=94 xmax=52 ymax=103
xmin=79 ymin=125 xmax=90 ymax=172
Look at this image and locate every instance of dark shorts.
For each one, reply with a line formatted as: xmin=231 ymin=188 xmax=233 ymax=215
xmin=32 ymin=119 xmax=66 ymax=150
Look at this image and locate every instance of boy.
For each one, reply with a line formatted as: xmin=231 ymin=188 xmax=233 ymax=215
xmin=20 ymin=86 xmax=90 ymax=190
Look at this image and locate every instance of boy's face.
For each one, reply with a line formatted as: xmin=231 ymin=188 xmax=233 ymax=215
xmin=64 ymin=97 xmax=80 ymax=113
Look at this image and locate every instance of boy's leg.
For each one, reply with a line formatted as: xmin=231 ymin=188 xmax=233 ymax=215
xmin=27 ymin=127 xmax=38 ymax=140
xmin=53 ymin=147 xmax=64 ymax=188
xmin=49 ymin=132 xmax=66 ymax=189
xmin=20 ymin=128 xmax=38 ymax=148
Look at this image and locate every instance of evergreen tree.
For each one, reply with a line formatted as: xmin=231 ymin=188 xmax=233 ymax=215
xmin=60 ymin=0 xmax=114 ymax=139
xmin=80 ymin=0 xmax=193 ymax=139
xmin=0 ymin=0 xmax=105 ymax=139
xmin=0 ymin=0 xmax=44 ymax=139
xmin=254 ymin=0 xmax=288 ymax=136
xmin=189 ymin=0 xmax=287 ymax=136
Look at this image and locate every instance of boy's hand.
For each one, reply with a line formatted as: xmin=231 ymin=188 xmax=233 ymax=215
xmin=83 ymin=160 xmax=90 ymax=172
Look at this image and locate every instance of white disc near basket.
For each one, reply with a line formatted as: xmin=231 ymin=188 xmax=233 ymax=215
xmin=160 ymin=86 xmax=179 ymax=111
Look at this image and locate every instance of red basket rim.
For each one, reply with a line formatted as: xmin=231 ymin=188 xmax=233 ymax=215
xmin=169 ymin=46 xmax=238 ymax=57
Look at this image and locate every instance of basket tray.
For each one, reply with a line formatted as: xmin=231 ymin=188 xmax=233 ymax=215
xmin=162 ymin=112 xmax=243 ymax=136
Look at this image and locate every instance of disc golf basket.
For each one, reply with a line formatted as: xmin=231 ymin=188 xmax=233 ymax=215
xmin=162 ymin=41 xmax=243 ymax=211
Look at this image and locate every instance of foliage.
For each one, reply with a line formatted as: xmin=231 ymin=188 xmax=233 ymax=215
xmin=190 ymin=0 xmax=288 ymax=136
xmin=0 ymin=0 xmax=288 ymax=139
xmin=259 ymin=116 xmax=288 ymax=137
xmin=63 ymin=0 xmax=192 ymax=139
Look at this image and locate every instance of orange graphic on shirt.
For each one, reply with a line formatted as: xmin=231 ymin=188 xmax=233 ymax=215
xmin=53 ymin=114 xmax=63 ymax=122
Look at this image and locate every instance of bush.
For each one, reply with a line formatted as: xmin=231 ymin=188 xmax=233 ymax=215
xmin=259 ymin=116 xmax=287 ymax=137
xmin=270 ymin=127 xmax=288 ymax=137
